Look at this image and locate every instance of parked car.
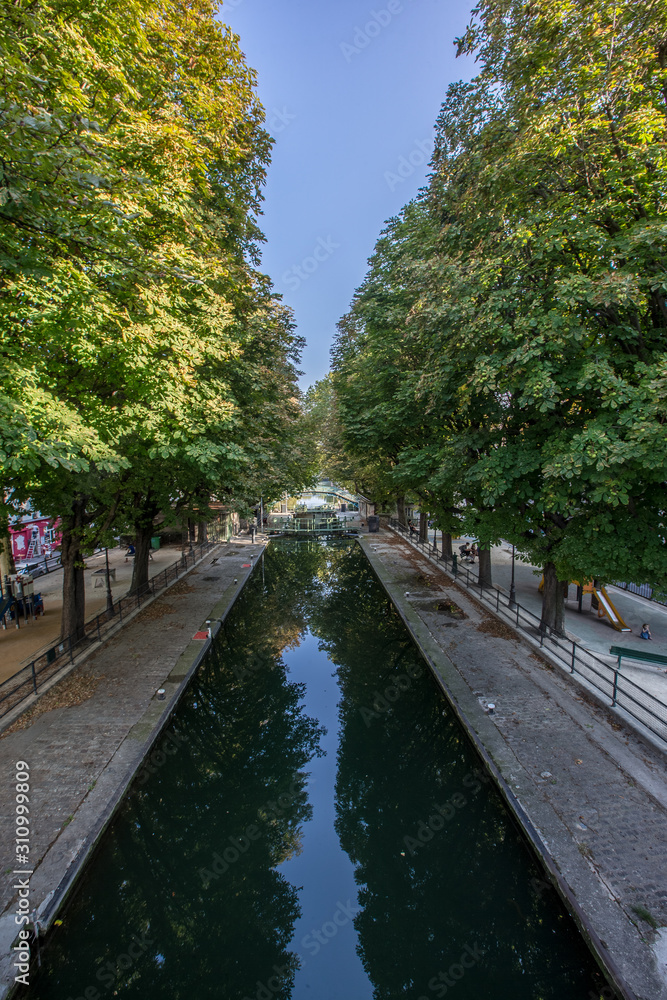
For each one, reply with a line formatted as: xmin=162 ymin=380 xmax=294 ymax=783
xmin=15 ymin=554 xmax=61 ymax=578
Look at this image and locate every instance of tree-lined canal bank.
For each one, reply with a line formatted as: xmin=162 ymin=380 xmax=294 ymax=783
xmin=23 ymin=539 xmax=614 ymax=999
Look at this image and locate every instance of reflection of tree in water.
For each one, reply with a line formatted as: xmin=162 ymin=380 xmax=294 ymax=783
xmin=27 ymin=544 xmax=328 ymax=1000
xmin=26 ymin=540 xmax=611 ymax=1000
xmin=313 ymin=545 xmax=612 ymax=1000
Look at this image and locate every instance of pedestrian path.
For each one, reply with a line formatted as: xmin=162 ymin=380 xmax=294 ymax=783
xmin=421 ymin=534 xmax=667 ymax=724
xmin=0 ymin=544 xmax=192 ymax=684
xmin=434 ymin=533 xmax=667 ymax=658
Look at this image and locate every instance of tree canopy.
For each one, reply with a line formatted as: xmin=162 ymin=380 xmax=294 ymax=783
xmin=1 ymin=0 xmax=312 ymax=636
xmin=330 ymin=0 xmax=667 ymax=630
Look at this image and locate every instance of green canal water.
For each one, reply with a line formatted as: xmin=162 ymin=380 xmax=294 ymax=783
xmin=27 ymin=539 xmax=612 ymax=1000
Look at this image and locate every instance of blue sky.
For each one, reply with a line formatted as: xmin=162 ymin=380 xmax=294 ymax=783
xmin=217 ymin=0 xmax=476 ymax=389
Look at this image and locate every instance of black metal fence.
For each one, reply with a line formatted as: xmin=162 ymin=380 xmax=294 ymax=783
xmin=613 ymin=580 xmax=666 ymax=606
xmin=387 ymin=519 xmax=667 ymax=748
xmin=0 ymin=536 xmax=221 ymax=722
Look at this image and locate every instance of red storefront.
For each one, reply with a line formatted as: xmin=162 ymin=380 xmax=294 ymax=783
xmin=9 ymin=515 xmax=61 ymax=564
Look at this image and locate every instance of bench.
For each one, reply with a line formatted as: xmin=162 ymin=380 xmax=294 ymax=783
xmin=610 ymin=645 xmax=667 ymax=669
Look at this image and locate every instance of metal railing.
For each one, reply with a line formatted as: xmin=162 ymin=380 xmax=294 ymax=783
xmin=0 ymin=533 xmax=223 ymax=722
xmin=387 ymin=519 xmax=667 ymax=748
xmin=613 ymin=580 xmax=666 ymax=606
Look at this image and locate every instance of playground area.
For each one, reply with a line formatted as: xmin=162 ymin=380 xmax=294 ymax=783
xmin=0 ymin=543 xmax=184 ymax=684
xmin=440 ymin=535 xmax=666 ymax=653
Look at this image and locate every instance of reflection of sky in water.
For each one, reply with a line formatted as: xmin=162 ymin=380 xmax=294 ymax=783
xmin=278 ymin=633 xmax=373 ymax=999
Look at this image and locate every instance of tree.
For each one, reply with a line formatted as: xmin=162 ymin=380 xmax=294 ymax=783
xmin=0 ymin=0 xmax=286 ymax=637
xmin=332 ymin=0 xmax=667 ymax=632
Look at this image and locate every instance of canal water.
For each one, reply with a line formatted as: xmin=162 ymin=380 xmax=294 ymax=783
xmin=27 ymin=539 xmax=612 ymax=1000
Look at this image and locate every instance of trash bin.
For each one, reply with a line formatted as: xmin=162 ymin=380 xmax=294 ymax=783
xmin=151 ymin=536 xmax=161 ymax=550
xmin=368 ymin=515 xmax=380 ymax=533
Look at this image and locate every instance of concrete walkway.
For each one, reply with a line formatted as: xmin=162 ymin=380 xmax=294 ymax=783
xmin=363 ymin=531 xmax=667 ymax=1000
xmin=421 ymin=534 xmax=667 ymax=713
xmin=437 ymin=533 xmax=667 ymax=656
xmin=0 ymin=535 xmax=262 ymax=999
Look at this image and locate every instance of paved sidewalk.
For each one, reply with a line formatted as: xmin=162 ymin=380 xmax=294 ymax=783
xmin=436 ymin=532 xmax=667 ymax=659
xmin=0 ymin=544 xmax=189 ymax=683
xmin=363 ymin=532 xmax=667 ymax=1000
xmin=0 ymin=536 xmax=262 ymax=998
xmin=419 ymin=533 xmax=667 ymax=714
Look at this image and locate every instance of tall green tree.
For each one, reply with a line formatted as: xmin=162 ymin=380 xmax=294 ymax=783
xmin=0 ymin=0 xmax=300 ymax=638
xmin=332 ymin=0 xmax=667 ymax=631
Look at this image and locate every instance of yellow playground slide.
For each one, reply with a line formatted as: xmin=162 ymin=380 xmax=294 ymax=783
xmin=593 ymin=586 xmax=632 ymax=633
xmin=537 ymin=578 xmax=632 ymax=632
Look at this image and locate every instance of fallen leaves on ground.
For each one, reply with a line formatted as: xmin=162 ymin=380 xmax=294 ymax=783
xmin=135 ymin=602 xmax=177 ymax=623
xmin=477 ymin=618 xmax=518 ymax=640
xmin=435 ymin=600 xmax=467 ymax=620
xmin=1 ymin=670 xmax=104 ymax=738
xmin=168 ymin=580 xmax=195 ymax=596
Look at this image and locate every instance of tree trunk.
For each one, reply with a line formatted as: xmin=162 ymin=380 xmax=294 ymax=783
xmin=396 ymin=495 xmax=406 ymax=527
xmin=441 ymin=532 xmax=453 ymax=559
xmin=478 ymin=547 xmax=493 ymax=588
xmin=188 ymin=518 xmax=196 ymax=543
xmin=197 ymin=519 xmax=207 ymax=544
xmin=540 ymin=561 xmax=566 ymax=637
xmin=60 ymin=500 xmax=87 ymax=641
xmin=130 ymin=522 xmax=154 ymax=596
xmin=419 ymin=511 xmax=428 ymax=542
xmin=0 ymin=514 xmax=15 ymax=587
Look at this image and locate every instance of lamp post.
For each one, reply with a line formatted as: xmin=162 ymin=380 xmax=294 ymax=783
xmin=105 ymin=547 xmax=114 ymax=617
xmin=508 ymin=544 xmax=516 ymax=609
